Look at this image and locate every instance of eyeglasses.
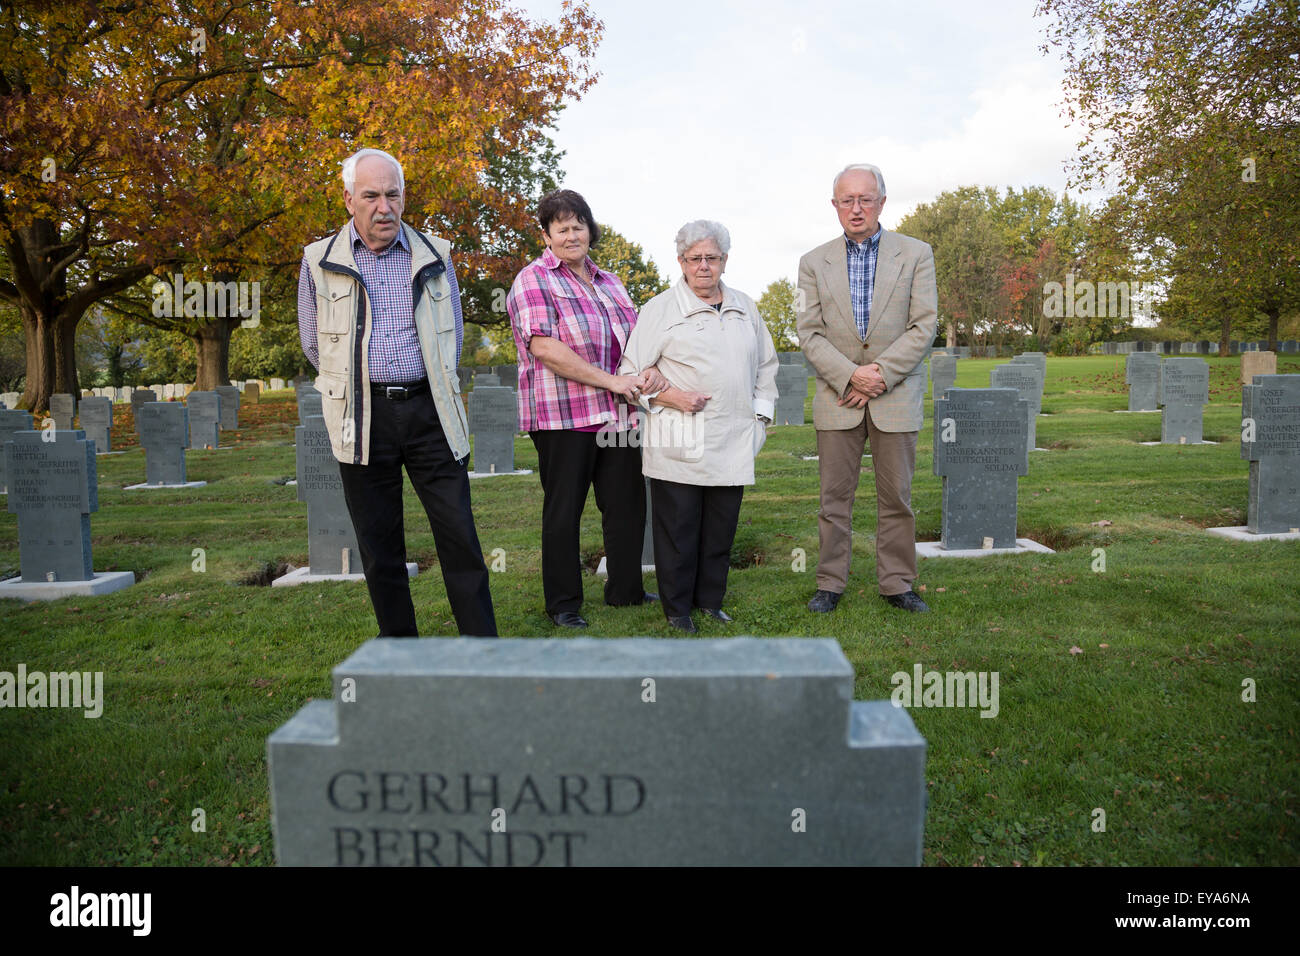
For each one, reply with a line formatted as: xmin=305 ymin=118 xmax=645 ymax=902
xmin=834 ymin=196 xmax=881 ymax=209
xmin=683 ymin=255 xmax=724 ymax=266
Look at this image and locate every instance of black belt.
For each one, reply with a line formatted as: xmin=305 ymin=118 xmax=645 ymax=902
xmin=370 ymin=379 xmax=428 ymax=400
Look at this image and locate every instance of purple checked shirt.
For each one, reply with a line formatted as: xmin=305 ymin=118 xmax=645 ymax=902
xmin=298 ymin=221 xmax=464 ymax=382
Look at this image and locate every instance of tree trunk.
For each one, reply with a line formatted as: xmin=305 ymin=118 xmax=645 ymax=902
xmin=191 ymin=316 xmax=240 ymax=390
xmin=15 ymin=219 xmax=79 ymax=413
xmin=1218 ymin=312 xmax=1231 ymax=358
xmin=1265 ymin=307 xmax=1280 ymax=352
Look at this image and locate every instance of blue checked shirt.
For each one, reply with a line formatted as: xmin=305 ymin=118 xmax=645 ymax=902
xmin=298 ymin=221 xmax=464 ymax=383
xmin=846 ymin=227 xmax=881 ymax=341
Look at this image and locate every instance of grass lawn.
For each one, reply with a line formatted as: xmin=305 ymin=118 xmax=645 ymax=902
xmin=1 ymin=355 xmax=1297 ymax=866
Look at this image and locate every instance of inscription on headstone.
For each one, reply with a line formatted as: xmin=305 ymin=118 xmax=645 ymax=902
xmin=267 ymin=637 xmax=927 ymax=866
xmin=186 ymin=391 xmax=221 ymax=449
xmin=216 ymin=385 xmax=241 ymax=430
xmin=296 ymin=415 xmax=360 ymax=574
xmin=1125 ymin=352 xmax=1161 ymax=412
xmin=78 ymin=396 xmax=113 ymax=453
xmin=1241 ymin=374 xmax=1300 ymax=533
xmin=473 ymin=374 xmax=501 ymax=389
xmin=138 ymin=403 xmax=189 ymax=484
xmin=933 ymin=388 xmax=1029 ymax=550
xmin=774 ymin=364 xmax=807 ymax=426
xmin=5 ymin=430 xmax=96 ymax=582
xmin=468 ymin=386 xmax=516 ymax=473
xmin=989 ymin=362 xmax=1043 ymax=448
xmin=1158 ymin=358 xmax=1209 ymax=444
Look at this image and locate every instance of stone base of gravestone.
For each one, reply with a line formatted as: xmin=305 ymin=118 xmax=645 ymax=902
xmin=916 ymin=538 xmax=1055 ymax=559
xmin=272 ymin=563 xmax=418 ymax=588
xmin=1205 ymin=526 xmax=1300 ymax=542
xmin=594 ymin=555 xmax=655 ymax=577
xmin=467 ymin=467 xmax=533 ymax=479
xmin=1111 ymin=409 xmax=1161 ymax=414
xmin=267 ymin=637 xmax=926 ymax=866
xmin=123 ymin=480 xmax=208 ymax=489
xmin=1139 ymin=440 xmax=1218 ymax=446
xmin=0 ymin=571 xmax=135 ymax=601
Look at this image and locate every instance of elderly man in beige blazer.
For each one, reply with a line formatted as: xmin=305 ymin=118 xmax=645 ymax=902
xmin=797 ymin=163 xmax=938 ymax=614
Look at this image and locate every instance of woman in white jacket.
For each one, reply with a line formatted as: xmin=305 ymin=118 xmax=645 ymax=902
xmin=618 ymin=220 xmax=779 ymax=633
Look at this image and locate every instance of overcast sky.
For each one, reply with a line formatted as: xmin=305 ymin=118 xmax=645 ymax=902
xmin=515 ymin=0 xmax=1099 ymax=296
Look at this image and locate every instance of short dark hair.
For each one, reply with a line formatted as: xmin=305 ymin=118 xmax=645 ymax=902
xmin=537 ymin=189 xmax=600 ymax=246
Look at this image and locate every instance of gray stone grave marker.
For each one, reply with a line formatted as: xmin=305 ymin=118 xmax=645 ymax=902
xmin=186 ymin=391 xmax=221 ymax=449
xmin=216 ymin=385 xmax=241 ymax=430
xmin=138 ymin=403 xmax=189 ymax=484
xmin=468 ymin=386 xmax=516 ymax=473
xmin=244 ymin=381 xmax=261 ymax=404
xmin=930 ymin=354 xmax=957 ymax=401
xmin=473 ymin=373 xmax=501 ymax=389
xmin=0 ymin=408 xmax=34 ymax=493
xmin=1158 ymin=357 xmax=1209 ymax=444
xmin=1125 ymin=352 xmax=1161 ymax=412
xmin=1282 ymin=340 xmax=1298 ymax=354
xmin=298 ymin=385 xmax=323 ymax=424
xmin=270 ymin=378 xmax=286 ymax=391
xmin=78 ymin=396 xmax=113 ymax=453
xmin=5 ymin=429 xmax=96 ymax=582
xmin=989 ymin=362 xmax=1043 ymax=448
xmin=932 ymin=387 xmax=1029 ymax=550
xmin=492 ymin=365 xmax=519 ymax=390
xmin=49 ymin=393 xmax=76 ymax=430
xmin=1241 ymin=374 xmax=1300 ymax=533
xmin=774 ymin=364 xmax=807 ymax=425
xmin=267 ymin=636 xmax=926 ymax=866
xmin=130 ymin=389 xmax=154 ymax=435
xmin=296 ymin=415 xmax=360 ymax=574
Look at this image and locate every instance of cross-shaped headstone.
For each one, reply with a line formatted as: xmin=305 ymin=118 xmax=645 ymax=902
xmin=989 ymin=362 xmax=1043 ymax=448
xmin=186 ymin=391 xmax=221 ymax=449
xmin=138 ymin=402 xmax=189 ymax=484
xmin=49 ymin=393 xmax=76 ymax=430
xmin=215 ymin=385 xmax=241 ymax=430
xmin=297 ymin=385 xmax=323 ymax=425
xmin=774 ymin=364 xmax=807 ymax=425
xmin=1125 ymin=352 xmax=1161 ymax=411
xmin=1158 ymin=357 xmax=1209 ymax=444
xmin=0 ymin=408 xmax=35 ymax=493
xmin=930 ymin=354 xmax=957 ymax=401
xmin=296 ymin=414 xmax=360 ymax=574
xmin=5 ymin=429 xmax=97 ymax=582
xmin=468 ymin=385 xmax=517 ymax=473
xmin=1241 ymin=374 xmax=1300 ymax=533
xmin=933 ymin=387 xmax=1029 ymax=550
xmin=77 ymin=396 xmax=113 ymax=453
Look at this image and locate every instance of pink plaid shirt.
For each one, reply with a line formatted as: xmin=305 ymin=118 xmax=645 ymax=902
xmin=507 ymin=247 xmax=640 ymax=431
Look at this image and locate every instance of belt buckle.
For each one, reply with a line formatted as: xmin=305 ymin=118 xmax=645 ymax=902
xmin=386 ymin=385 xmax=406 ymax=400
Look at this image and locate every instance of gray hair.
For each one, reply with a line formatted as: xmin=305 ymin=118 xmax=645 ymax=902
xmin=675 ymin=220 xmax=731 ymax=257
xmin=342 ymin=148 xmax=405 ymax=195
xmin=832 ymin=163 xmax=886 ymax=197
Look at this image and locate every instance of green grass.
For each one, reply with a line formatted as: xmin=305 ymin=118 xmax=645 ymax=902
xmin=1 ymin=361 xmax=1298 ymax=866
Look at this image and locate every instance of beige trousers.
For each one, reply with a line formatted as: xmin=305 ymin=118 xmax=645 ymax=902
xmin=815 ymin=414 xmax=918 ymax=596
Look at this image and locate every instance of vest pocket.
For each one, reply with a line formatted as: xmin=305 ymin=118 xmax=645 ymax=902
xmin=319 ymin=287 xmax=354 ymax=334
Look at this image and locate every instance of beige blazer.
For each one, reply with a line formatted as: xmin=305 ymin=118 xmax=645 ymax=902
xmin=796 ymin=229 xmax=938 ymax=432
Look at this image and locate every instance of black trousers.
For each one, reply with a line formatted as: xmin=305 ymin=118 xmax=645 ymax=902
xmin=529 ymin=429 xmax=646 ymax=615
xmin=650 ymin=478 xmax=743 ymax=619
xmin=337 ymin=388 xmax=497 ymax=637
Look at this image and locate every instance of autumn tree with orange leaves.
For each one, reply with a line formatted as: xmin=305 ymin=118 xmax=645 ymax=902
xmin=0 ymin=0 xmax=601 ymax=409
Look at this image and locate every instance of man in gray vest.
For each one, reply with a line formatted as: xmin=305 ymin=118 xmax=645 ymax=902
xmin=297 ymin=148 xmax=496 ymax=637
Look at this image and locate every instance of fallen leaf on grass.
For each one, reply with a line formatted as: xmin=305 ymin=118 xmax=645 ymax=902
xmin=1069 ymin=646 xmax=1083 ymax=655
xmin=1090 ymin=519 xmax=1112 ymax=527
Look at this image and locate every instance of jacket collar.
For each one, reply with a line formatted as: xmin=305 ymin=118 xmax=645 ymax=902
xmin=671 ymin=275 xmax=744 ymax=318
xmin=321 ymin=220 xmax=442 ymax=277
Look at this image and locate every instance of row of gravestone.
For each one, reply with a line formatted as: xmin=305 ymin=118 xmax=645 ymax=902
xmin=1104 ymin=340 xmax=1298 ymax=355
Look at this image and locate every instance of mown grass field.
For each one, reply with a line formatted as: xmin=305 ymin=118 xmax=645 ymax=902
xmin=1 ymin=354 xmax=1297 ymax=866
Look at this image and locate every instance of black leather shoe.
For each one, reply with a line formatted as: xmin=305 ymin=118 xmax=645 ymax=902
xmin=548 ymin=611 xmax=589 ymax=628
xmin=808 ymin=589 xmax=842 ymax=613
xmin=883 ymin=590 xmax=930 ymax=613
xmin=666 ymin=615 xmax=697 ymax=633
xmin=698 ymin=608 xmax=732 ymax=622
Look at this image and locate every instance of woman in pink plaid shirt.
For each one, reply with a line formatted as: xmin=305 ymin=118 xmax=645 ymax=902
xmin=506 ymin=190 xmax=668 ymax=628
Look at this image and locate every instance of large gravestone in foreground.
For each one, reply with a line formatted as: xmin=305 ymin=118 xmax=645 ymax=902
xmin=1125 ymin=352 xmax=1161 ymax=411
xmin=0 ymin=430 xmax=134 ymax=599
xmin=774 ymin=364 xmax=807 ymax=426
xmin=49 ymin=393 xmax=76 ymax=430
xmin=1241 ymin=374 xmax=1300 ymax=533
xmin=77 ymin=396 xmax=114 ymax=453
xmin=216 ymin=385 xmax=241 ymax=430
xmin=989 ymin=362 xmax=1043 ymax=448
xmin=1158 ymin=358 xmax=1209 ymax=444
xmin=267 ymin=637 xmax=926 ymax=866
xmin=932 ymin=388 xmax=1029 ymax=550
xmin=186 ymin=391 xmax=221 ymax=449
xmin=0 ymin=408 xmax=34 ymax=493
xmin=136 ymin=403 xmax=193 ymax=485
xmin=930 ymin=354 xmax=957 ymax=401
xmin=468 ymin=385 xmax=516 ymax=474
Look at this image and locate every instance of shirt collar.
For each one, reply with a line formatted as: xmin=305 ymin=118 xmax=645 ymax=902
xmin=349 ymin=219 xmax=410 ymax=255
xmin=540 ymin=246 xmax=604 ymax=281
xmin=845 ymin=226 xmax=882 ymax=253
